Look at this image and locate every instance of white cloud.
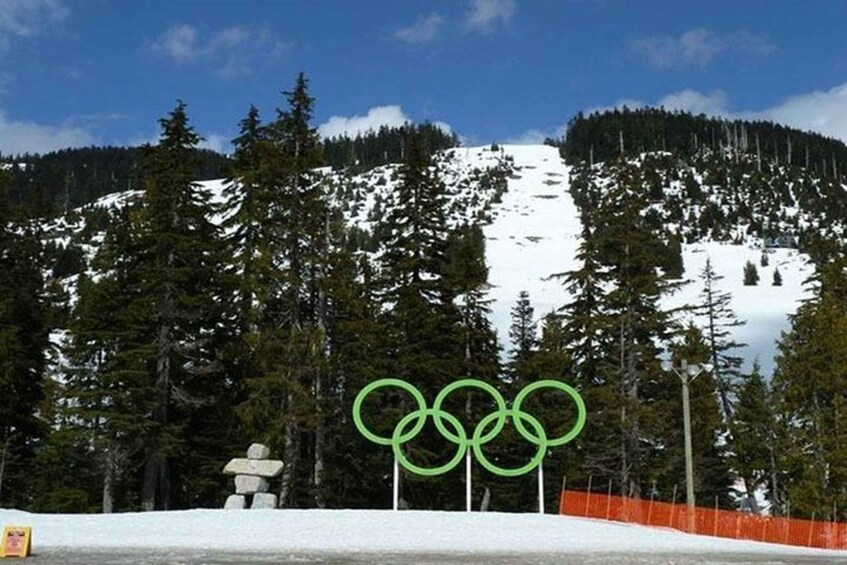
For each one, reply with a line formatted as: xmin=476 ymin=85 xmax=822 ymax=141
xmin=146 ymin=24 xmax=291 ymax=78
xmin=318 ymin=106 xmax=410 ymax=139
xmin=0 ymin=0 xmax=68 ymax=95
xmin=465 ymin=0 xmax=516 ymax=33
xmin=658 ymin=89 xmax=729 ymax=115
xmin=0 ymin=0 xmax=68 ymax=49
xmin=629 ymin=28 xmax=775 ymax=69
xmin=395 ymin=13 xmax=444 ymax=44
xmin=756 ymin=83 xmax=847 ymax=143
xmin=317 ymin=105 xmax=452 ymax=139
xmin=125 ymin=131 xmax=231 ymax=154
xmin=432 ymin=120 xmax=453 ymax=136
xmin=0 ymin=111 xmax=93 ymax=155
xmin=586 ymin=82 xmax=847 ymax=143
xmin=198 ymin=133 xmax=229 ymax=154
xmin=504 ymin=124 xmax=568 ymax=145
xmin=584 ymin=98 xmax=647 ymax=116
xmin=586 ymin=90 xmax=728 ymax=117
xmin=148 ymin=24 xmax=199 ymax=62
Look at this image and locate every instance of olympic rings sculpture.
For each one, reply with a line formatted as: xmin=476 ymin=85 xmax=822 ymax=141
xmin=352 ymin=378 xmax=586 ymax=477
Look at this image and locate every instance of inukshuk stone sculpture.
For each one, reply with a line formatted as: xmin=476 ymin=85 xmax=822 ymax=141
xmin=223 ymin=443 xmax=284 ymax=509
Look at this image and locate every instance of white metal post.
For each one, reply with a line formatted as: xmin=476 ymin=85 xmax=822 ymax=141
xmin=538 ymin=463 xmax=545 ymax=514
xmin=393 ymin=457 xmax=399 ymax=511
xmin=466 ymin=449 xmax=472 ymax=512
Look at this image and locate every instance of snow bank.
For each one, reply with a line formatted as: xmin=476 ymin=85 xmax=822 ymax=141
xmin=0 ymin=508 xmax=838 ymax=557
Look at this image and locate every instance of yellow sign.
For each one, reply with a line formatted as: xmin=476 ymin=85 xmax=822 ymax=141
xmin=1 ymin=526 xmax=31 ymax=559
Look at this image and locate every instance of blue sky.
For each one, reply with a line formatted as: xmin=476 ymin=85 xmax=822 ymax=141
xmin=2 ymin=0 xmax=846 ymax=155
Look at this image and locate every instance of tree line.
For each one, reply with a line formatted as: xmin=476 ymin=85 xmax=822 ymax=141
xmin=557 ymin=107 xmax=847 ymax=184
xmin=0 ymin=123 xmax=457 ymax=217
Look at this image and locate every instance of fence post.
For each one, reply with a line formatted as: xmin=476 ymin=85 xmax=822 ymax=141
xmin=714 ymin=496 xmax=719 ymax=537
xmin=559 ymin=476 xmax=566 ymax=515
xmin=585 ymin=475 xmax=593 ymax=517
xmin=785 ymin=501 xmax=790 ymax=546
xmin=627 ymin=482 xmax=635 ymax=522
xmin=606 ymin=478 xmax=613 ymax=520
xmin=735 ymin=510 xmax=741 ymax=540
xmin=647 ymin=482 xmax=655 ymax=525
xmin=808 ymin=512 xmax=816 ymax=548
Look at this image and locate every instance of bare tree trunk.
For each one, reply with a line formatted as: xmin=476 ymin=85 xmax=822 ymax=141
xmin=141 ymin=450 xmax=158 ymax=511
xmin=756 ymin=132 xmax=761 ymax=172
xmin=313 ymin=358 xmax=325 ymax=508
xmin=102 ymin=447 xmax=115 ymax=513
xmin=280 ymin=389 xmax=298 ymax=507
xmin=0 ymin=433 xmax=11 ymax=506
xmin=143 ymin=283 xmax=174 ymax=512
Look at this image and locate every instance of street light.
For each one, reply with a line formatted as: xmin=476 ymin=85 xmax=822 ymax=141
xmin=661 ymin=358 xmax=713 ymax=533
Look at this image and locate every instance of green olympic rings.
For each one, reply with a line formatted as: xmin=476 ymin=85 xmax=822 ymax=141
xmin=352 ymin=378 xmax=587 ymax=477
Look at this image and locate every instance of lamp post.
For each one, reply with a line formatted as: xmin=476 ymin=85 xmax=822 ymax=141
xmin=661 ymin=358 xmax=713 ymax=533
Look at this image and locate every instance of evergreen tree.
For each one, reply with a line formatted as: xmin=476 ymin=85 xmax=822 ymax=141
xmin=234 ymin=74 xmax=331 ymax=508
xmin=743 ymin=260 xmax=759 ymax=286
xmin=773 ymin=267 xmax=783 ymax=286
xmin=559 ymin=213 xmax=614 ymax=385
xmin=729 ymin=362 xmax=779 ymax=511
xmin=376 ymin=124 xmax=464 ymax=509
xmin=61 ymin=212 xmax=146 ymax=512
xmin=595 ymin=159 xmax=681 ymax=497
xmin=507 ymin=290 xmax=537 ymax=385
xmin=0 ymin=170 xmax=48 ymax=508
xmin=697 ymin=258 xmax=746 ymax=420
xmin=60 ymin=102 xmax=271 ymax=512
xmin=772 ymin=253 xmax=847 ymax=519
xmin=318 ymin=234 xmax=390 ymax=509
xmin=560 ymin=158 xmax=682 ymax=497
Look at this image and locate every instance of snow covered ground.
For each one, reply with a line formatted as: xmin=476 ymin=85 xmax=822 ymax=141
xmin=481 ymin=145 xmax=810 ymax=376
xmin=1 ymin=508 xmax=842 ymax=562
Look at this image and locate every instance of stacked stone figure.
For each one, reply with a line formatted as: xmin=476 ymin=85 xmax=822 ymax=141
xmin=222 ymin=443 xmax=284 ymax=509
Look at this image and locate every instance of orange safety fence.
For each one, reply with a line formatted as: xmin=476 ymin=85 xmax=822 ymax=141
xmin=559 ymin=489 xmax=847 ymax=551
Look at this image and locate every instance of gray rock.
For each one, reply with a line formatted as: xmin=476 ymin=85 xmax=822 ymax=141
xmin=251 ymin=492 xmax=277 ymax=509
xmin=235 ymin=474 xmax=269 ymax=494
xmin=247 ymin=443 xmax=271 ymax=460
xmin=223 ymin=458 xmax=284 ymax=478
xmin=224 ymin=494 xmax=245 ymax=510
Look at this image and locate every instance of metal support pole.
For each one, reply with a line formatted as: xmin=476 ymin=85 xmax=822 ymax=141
xmin=662 ymin=358 xmax=711 ymax=534
xmin=393 ymin=457 xmax=399 ymax=511
xmin=466 ymin=449 xmax=472 ymax=512
xmin=682 ymin=372 xmax=696 ymax=533
xmin=538 ymin=463 xmax=545 ymax=514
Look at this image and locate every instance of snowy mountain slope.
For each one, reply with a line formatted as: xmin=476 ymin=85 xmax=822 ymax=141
xmin=43 ymin=144 xmax=812 ymax=376
xmin=467 ymin=146 xmax=810 ymax=375
xmin=480 ymin=145 xmax=581 ymax=352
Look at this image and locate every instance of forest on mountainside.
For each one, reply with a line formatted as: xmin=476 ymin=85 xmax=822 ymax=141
xmin=1 ymin=146 xmax=230 ymax=213
xmin=322 ymin=123 xmax=459 ymax=171
xmin=2 ymin=83 xmax=847 ymax=523
xmin=0 ymin=123 xmax=456 ymax=215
